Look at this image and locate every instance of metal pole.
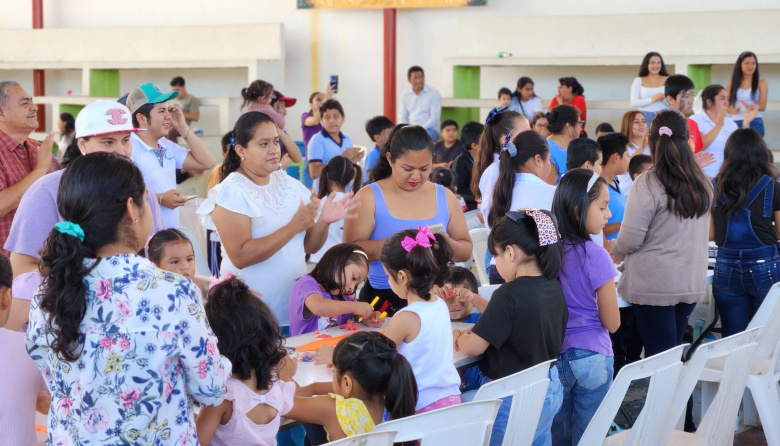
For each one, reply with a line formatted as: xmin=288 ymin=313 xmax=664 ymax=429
xmin=32 ymin=0 xmax=45 ymax=132
xmin=383 ymin=8 xmax=396 ymax=120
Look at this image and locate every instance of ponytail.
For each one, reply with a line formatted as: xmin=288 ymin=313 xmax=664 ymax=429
xmin=370 ymin=125 xmax=432 ymax=183
xmin=385 ymin=351 xmax=418 ymax=420
xmin=332 ymin=331 xmax=417 ymax=421
xmin=488 ymin=131 xmax=549 ymax=228
xmin=471 ymin=110 xmax=522 ymax=200
xmin=240 ymin=79 xmax=274 ymax=110
xmin=221 ymin=112 xmax=277 ymax=181
xmin=39 ymin=152 xmax=146 ymax=361
xmin=317 ymin=156 xmax=362 ymax=199
xmin=380 ymin=229 xmax=453 ymax=300
xmin=488 ymin=210 xmax=562 ymax=281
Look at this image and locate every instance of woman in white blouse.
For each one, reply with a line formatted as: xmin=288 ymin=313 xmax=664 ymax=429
xmin=198 ymin=112 xmax=357 ymax=331
xmin=630 ymin=52 xmax=669 ymax=122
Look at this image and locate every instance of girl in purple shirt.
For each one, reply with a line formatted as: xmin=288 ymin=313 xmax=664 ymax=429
xmin=551 ymin=168 xmax=621 ymax=446
xmin=288 ymin=243 xmax=380 ymax=336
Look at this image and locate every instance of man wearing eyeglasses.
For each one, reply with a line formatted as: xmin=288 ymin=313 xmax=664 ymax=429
xmin=127 ymin=83 xmax=214 ymax=229
xmin=0 ymin=81 xmax=56 ymax=256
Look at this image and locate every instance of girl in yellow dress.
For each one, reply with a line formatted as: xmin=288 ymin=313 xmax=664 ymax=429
xmin=285 ymin=331 xmax=417 ymax=442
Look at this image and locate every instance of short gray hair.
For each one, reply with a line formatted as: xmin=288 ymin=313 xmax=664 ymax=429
xmin=0 ymin=81 xmax=21 ymax=109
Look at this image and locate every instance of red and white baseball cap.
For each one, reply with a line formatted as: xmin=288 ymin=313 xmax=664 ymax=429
xmin=75 ymin=100 xmax=138 ymax=138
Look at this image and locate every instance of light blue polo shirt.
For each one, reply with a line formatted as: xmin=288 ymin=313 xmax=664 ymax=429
xmin=306 ymin=129 xmax=353 ymax=166
xmin=547 ymin=138 xmax=568 ymax=184
xmin=606 ymin=179 xmax=626 ymax=241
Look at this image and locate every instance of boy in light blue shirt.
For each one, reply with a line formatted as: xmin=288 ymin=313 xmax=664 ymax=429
xmin=363 ymin=115 xmax=394 ymax=182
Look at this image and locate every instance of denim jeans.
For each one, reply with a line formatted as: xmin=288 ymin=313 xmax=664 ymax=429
xmin=551 ymin=348 xmax=613 ymax=446
xmin=425 ymin=128 xmax=440 ymax=141
xmin=480 ymin=366 xmax=563 ymax=446
xmin=734 ymin=117 xmax=765 ymax=136
xmin=641 ymin=110 xmax=656 ymax=125
xmin=713 ymin=246 xmax=780 ymax=337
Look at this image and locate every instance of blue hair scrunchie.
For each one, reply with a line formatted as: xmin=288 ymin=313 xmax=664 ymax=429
xmin=230 ymin=134 xmax=235 ymax=150
xmin=485 ymin=106 xmax=509 ymax=124
xmin=54 ymin=221 xmax=85 ymax=242
xmin=503 ymin=142 xmax=518 ymax=158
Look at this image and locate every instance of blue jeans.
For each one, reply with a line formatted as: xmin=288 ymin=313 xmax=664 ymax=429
xmin=552 ymin=348 xmax=613 ymax=446
xmin=426 ymin=128 xmax=439 ymax=141
xmin=480 ymin=366 xmax=563 ymax=446
xmin=641 ymin=111 xmax=656 ymax=125
xmin=713 ymin=245 xmax=780 ymax=337
xmin=734 ymin=117 xmax=765 ymax=136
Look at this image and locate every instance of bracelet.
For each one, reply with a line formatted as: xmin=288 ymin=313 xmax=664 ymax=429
xmin=183 ymin=128 xmax=191 ymax=140
xmin=454 ymin=331 xmax=464 ymax=351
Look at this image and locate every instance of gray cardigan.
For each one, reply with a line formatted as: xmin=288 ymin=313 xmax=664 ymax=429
xmin=612 ymin=172 xmax=712 ymax=306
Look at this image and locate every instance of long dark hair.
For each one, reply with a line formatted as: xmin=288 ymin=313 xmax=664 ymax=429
xmin=380 ymin=228 xmax=453 ymax=301
xmin=552 ymin=168 xmax=608 ymax=246
xmin=0 ymin=253 xmax=11 ymax=290
xmin=317 ymin=156 xmax=362 ymax=198
xmin=471 ymin=110 xmax=522 ymax=199
xmin=205 ymin=277 xmax=286 ymax=391
xmin=488 ymin=211 xmax=562 ymax=281
xmin=332 ymin=331 xmax=417 ymax=420
xmin=241 ymin=79 xmax=274 ymax=109
xmin=714 ymin=129 xmax=776 ymax=216
xmin=309 ymin=243 xmax=369 ymax=299
xmin=221 ymin=112 xmax=277 ymax=181
xmin=638 ymin=52 xmax=670 ymax=77
xmin=488 ymin=131 xmax=549 ymax=228
xmin=648 ymin=109 xmax=711 ymax=219
xmin=728 ymin=51 xmax=760 ymax=108
xmin=559 ymin=77 xmax=584 ymax=96
xmin=370 ymin=124 xmax=433 ymax=183
xmin=39 ymin=152 xmax=146 ymax=361
xmin=60 ymin=112 xmax=75 ymax=135
xmin=60 ymin=137 xmax=87 ymax=168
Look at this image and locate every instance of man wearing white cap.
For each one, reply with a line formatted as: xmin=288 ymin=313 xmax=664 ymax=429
xmin=3 ymin=100 xmax=165 ymax=331
xmin=126 ymin=83 xmax=214 ymax=229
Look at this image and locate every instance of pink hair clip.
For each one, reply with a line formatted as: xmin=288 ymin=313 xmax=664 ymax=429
xmin=401 ymin=225 xmax=437 ymax=252
xmin=209 ymin=271 xmax=234 ymax=290
xmin=658 ymin=126 xmax=673 ymax=137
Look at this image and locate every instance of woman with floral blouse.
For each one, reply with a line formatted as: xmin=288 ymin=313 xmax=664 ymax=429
xmin=26 ymin=152 xmax=231 ymax=445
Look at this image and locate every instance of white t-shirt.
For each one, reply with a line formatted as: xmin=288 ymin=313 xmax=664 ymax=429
xmin=396 ymin=297 xmax=461 ymax=410
xmin=198 ymin=170 xmax=312 ymax=326
xmin=630 ymin=77 xmax=667 ymax=112
xmin=731 ymin=80 xmax=763 ymax=120
xmin=508 ymin=96 xmax=544 ymax=121
xmin=690 ymin=112 xmax=738 ymax=178
xmin=130 ymin=133 xmax=188 ymax=228
xmin=486 ymin=172 xmax=556 ymax=265
xmin=309 ymin=191 xmax=346 ymax=263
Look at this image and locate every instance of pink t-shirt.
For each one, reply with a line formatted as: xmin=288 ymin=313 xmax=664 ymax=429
xmin=0 ymin=328 xmax=45 ymax=445
xmin=210 ymin=378 xmax=295 ymax=446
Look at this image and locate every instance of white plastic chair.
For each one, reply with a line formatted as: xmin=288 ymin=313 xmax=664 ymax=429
xmin=579 ymin=345 xmax=686 ymax=446
xmin=478 ymin=284 xmax=501 ymax=303
xmin=470 ymin=228 xmax=489 ymax=286
xmin=698 ymin=282 xmax=780 ymax=445
xmin=374 ymin=399 xmax=502 ymax=446
xmin=323 ymin=430 xmax=398 ymax=446
xmin=473 ymin=359 xmax=555 ymax=446
xmin=604 ymin=329 xmax=760 ymax=445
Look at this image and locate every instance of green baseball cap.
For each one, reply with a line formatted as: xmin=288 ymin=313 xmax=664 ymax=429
xmin=126 ymin=82 xmax=179 ymax=114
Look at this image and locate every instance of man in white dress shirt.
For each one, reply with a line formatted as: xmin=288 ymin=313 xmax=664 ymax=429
xmin=399 ymin=66 xmax=442 ymax=141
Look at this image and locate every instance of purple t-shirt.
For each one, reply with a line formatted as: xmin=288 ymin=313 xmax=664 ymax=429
xmin=4 ymin=168 xmax=165 ymax=259
xmin=288 ymin=275 xmax=354 ymax=336
xmin=559 ymin=238 xmax=618 ymax=357
xmin=301 ymin=112 xmax=322 ymax=150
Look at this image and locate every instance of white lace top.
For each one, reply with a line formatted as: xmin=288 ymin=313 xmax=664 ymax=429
xmin=198 ymin=171 xmax=312 ymax=325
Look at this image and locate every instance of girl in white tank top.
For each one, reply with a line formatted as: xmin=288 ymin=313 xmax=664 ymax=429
xmin=381 ymin=226 xmax=462 ymax=412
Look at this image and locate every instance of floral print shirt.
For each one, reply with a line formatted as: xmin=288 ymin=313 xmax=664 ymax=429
xmin=26 ymin=254 xmax=231 ymax=446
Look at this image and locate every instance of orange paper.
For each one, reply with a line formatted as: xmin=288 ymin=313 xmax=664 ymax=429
xmin=294 ymin=331 xmax=385 ymax=352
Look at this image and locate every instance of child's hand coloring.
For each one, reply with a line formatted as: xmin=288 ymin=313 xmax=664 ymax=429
xmin=361 ymin=311 xmax=383 ymax=327
xmin=353 ymin=302 xmax=375 ymax=319
xmin=277 ymin=354 xmax=298 ymax=382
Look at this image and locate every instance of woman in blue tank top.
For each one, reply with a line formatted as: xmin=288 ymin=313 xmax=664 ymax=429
xmin=343 ymin=125 xmax=473 ymax=315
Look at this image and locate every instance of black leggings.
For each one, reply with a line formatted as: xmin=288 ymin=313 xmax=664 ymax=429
xmin=358 ymin=280 xmax=406 ymax=316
